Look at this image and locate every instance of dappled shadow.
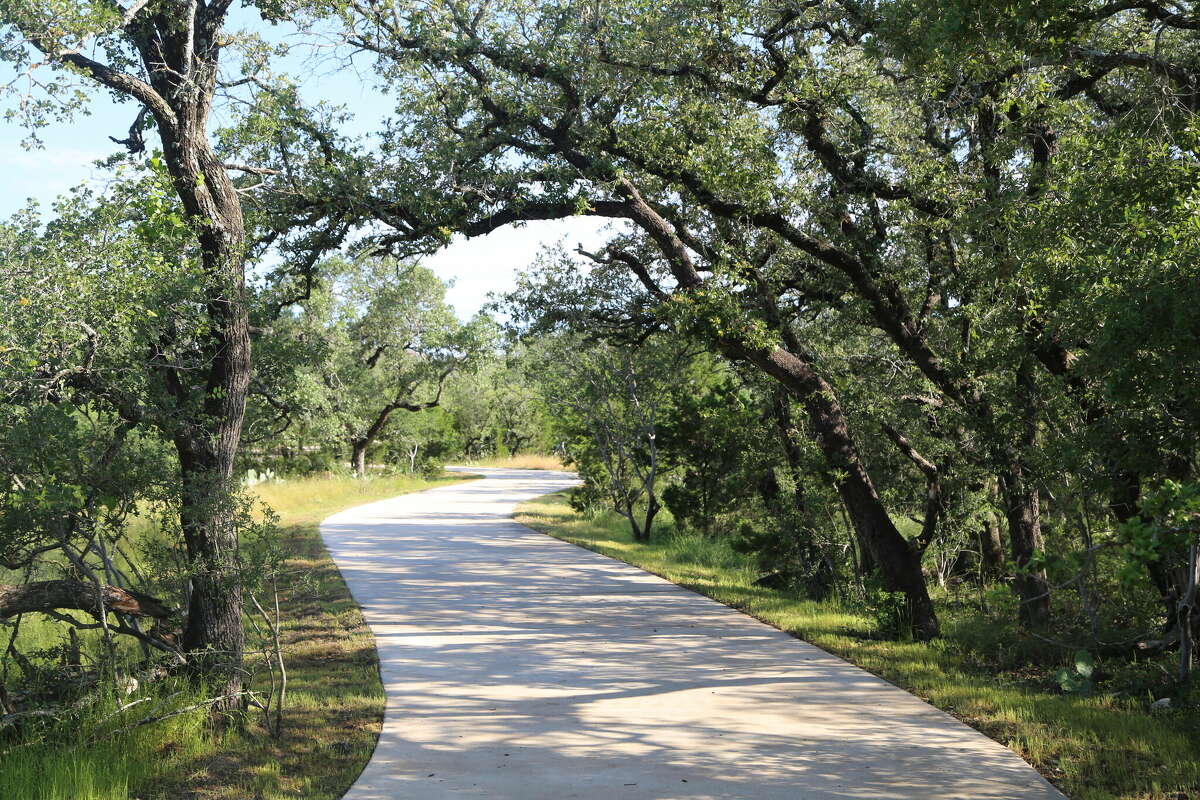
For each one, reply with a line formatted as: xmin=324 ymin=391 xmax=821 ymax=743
xmin=322 ymin=469 xmax=1063 ymax=800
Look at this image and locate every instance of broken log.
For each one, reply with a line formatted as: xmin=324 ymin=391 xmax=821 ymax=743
xmin=0 ymin=581 xmax=170 ymax=620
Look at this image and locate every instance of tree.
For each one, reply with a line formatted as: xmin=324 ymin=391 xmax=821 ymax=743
xmin=317 ymin=0 xmax=1200 ymax=639
xmin=0 ymin=0 xmax=346 ymax=701
xmin=318 ymin=0 xmax=960 ymax=638
xmin=0 ymin=178 xmax=207 ymax=668
xmin=533 ymin=334 xmax=683 ymax=542
xmin=287 ymin=257 xmax=492 ymax=477
xmin=883 ymin=0 xmax=1200 ymax=638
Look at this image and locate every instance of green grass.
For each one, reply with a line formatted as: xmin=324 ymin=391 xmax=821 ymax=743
xmin=515 ymin=492 xmax=1200 ymax=800
xmin=0 ymin=471 xmax=477 ymax=800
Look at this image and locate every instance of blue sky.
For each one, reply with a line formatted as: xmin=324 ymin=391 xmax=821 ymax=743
xmin=0 ymin=5 xmax=612 ymax=318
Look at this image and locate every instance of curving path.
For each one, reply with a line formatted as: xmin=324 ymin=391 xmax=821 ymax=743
xmin=321 ymin=467 xmax=1065 ymax=800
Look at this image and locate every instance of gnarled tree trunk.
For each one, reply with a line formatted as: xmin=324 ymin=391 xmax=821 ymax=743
xmin=130 ymin=9 xmax=252 ymax=709
xmin=746 ymin=346 xmax=939 ymax=640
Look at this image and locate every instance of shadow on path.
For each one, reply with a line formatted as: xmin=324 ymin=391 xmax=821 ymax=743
xmin=322 ymin=468 xmax=1064 ymax=800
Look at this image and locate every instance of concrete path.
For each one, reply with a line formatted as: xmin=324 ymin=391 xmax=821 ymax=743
xmin=321 ymin=467 xmax=1065 ymax=800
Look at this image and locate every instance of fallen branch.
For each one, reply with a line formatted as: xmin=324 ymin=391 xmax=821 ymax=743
xmin=0 ymin=580 xmax=170 ymax=620
xmin=104 ymin=691 xmax=254 ymax=736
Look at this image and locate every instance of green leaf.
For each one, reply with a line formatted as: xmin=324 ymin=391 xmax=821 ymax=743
xmin=1074 ymin=650 xmax=1094 ymax=679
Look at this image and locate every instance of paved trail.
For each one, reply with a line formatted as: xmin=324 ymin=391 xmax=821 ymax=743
xmin=322 ymin=467 xmax=1065 ymax=800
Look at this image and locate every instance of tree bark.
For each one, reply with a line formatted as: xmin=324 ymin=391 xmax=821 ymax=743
xmin=143 ymin=14 xmax=252 ymax=710
xmin=0 ymin=581 xmax=170 ymax=620
xmin=350 ymin=438 xmax=369 ymax=478
xmin=166 ymin=156 xmax=251 ymax=708
xmin=999 ymin=464 xmax=1051 ymax=627
xmin=744 ymin=345 xmax=939 ymax=639
xmin=999 ymin=358 xmax=1051 ymax=628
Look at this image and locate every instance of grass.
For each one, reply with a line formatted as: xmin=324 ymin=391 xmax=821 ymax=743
xmin=1 ymin=471 xmax=477 ymax=800
xmin=514 ymin=492 xmax=1200 ymax=800
xmin=456 ymin=453 xmax=565 ymax=470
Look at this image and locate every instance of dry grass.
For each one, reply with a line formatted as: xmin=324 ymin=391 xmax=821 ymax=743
xmin=457 ymin=453 xmax=565 ymax=470
xmin=515 ymin=492 xmax=1200 ymax=800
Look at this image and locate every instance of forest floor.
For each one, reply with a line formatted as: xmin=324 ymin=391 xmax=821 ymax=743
xmin=0 ymin=471 xmax=478 ymax=800
xmin=514 ymin=492 xmax=1200 ymax=800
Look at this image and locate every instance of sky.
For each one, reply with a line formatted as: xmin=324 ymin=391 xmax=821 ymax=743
xmin=0 ymin=7 xmax=616 ymax=319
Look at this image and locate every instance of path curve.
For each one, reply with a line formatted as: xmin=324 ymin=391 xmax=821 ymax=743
xmin=322 ymin=467 xmax=1065 ymax=800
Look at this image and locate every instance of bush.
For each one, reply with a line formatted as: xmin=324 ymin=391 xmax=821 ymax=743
xmin=567 ymin=481 xmax=609 ymax=518
xmin=731 ymin=519 xmax=837 ymax=600
xmin=860 ymin=575 xmax=914 ymax=640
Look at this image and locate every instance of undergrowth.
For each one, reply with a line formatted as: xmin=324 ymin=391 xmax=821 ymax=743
xmin=0 ymin=471 xmax=476 ymax=800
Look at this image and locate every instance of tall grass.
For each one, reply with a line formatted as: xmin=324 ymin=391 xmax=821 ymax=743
xmin=0 ymin=690 xmax=210 ymax=800
xmin=251 ymin=471 xmax=476 ymax=523
xmin=515 ymin=492 xmax=1200 ymax=800
xmin=456 ymin=453 xmax=565 ymax=470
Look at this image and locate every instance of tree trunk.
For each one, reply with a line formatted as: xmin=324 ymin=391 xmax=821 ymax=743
xmin=977 ymin=479 xmax=1006 ymax=580
xmin=998 ymin=358 xmax=1051 ymax=628
xmin=14 ymin=0 xmax=257 ymax=712
xmin=349 ymin=400 xmax=414 ymax=478
xmin=176 ymin=426 xmax=247 ymax=706
xmin=978 ymin=512 xmax=1006 ymax=580
xmin=766 ymin=361 xmax=884 ymax=578
xmin=160 ymin=180 xmax=251 ymax=710
xmin=766 ymin=385 xmax=808 ymax=512
xmin=175 ymin=172 xmax=251 ymax=708
xmin=999 ymin=464 xmax=1051 ymax=627
xmin=641 ymin=494 xmax=660 ymax=542
xmin=1178 ymin=543 xmax=1199 ymax=684
xmin=745 ymin=345 xmax=939 ymax=639
xmin=351 ymin=439 xmax=369 ymax=478
xmin=623 ymin=500 xmax=648 ymax=542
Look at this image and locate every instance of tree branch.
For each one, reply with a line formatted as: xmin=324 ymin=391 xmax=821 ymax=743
xmin=0 ymin=580 xmax=171 ymax=620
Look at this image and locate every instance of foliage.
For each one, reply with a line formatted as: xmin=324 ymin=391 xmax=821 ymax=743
xmin=530 ymin=333 xmax=689 ymax=541
xmin=1119 ymin=482 xmax=1200 ymax=585
xmin=3 ymin=0 xmax=1200 ymax=794
xmin=1057 ymin=650 xmax=1096 ymax=696
xmin=256 ymin=256 xmax=496 ymax=475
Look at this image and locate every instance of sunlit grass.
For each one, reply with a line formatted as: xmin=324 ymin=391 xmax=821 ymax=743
xmin=252 ymin=471 xmax=477 ymax=525
xmin=515 ymin=491 xmax=1200 ymax=800
xmin=0 ymin=471 xmax=477 ymax=800
xmin=455 ymin=453 xmax=565 ymax=470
